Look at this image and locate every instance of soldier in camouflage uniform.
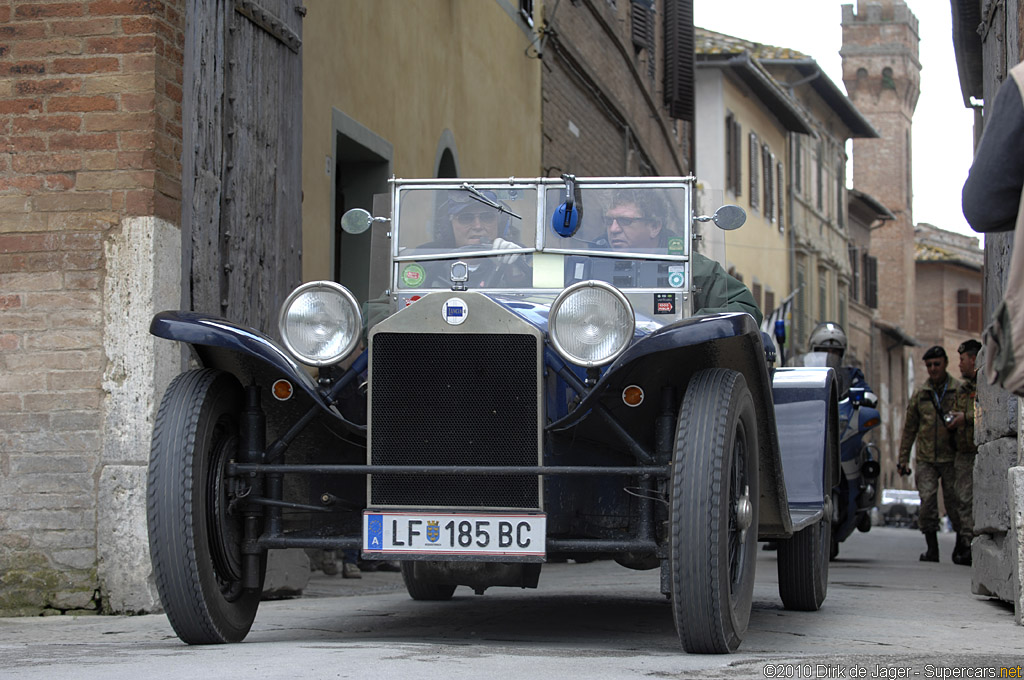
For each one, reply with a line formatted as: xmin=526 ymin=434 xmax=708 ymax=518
xmin=898 ymin=345 xmax=961 ymax=562
xmin=947 ymin=339 xmax=981 ymax=566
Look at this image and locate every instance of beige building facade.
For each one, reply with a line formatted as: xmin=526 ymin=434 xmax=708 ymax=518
xmin=300 ymin=1 xmax=543 ymax=295
xmin=694 ymin=29 xmax=813 ymax=318
xmin=694 ymin=29 xmax=877 ymax=346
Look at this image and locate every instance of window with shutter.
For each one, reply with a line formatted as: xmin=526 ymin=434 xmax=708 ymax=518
xmin=819 ymin=272 xmax=828 ymax=322
xmin=752 ymin=282 xmax=762 ymax=312
xmin=749 ymin=132 xmax=759 ymax=211
xmin=816 ymin=140 xmax=824 ymax=212
xmin=762 ymin=145 xmax=774 ymax=223
xmin=631 ymin=0 xmax=653 ymax=52
xmin=726 ymin=112 xmax=738 ymax=195
xmin=836 ymin=159 xmax=845 ymax=229
xmin=796 ymin=266 xmax=807 ymax=345
xmin=663 ymin=0 xmax=694 ymax=121
xmin=777 ymin=161 xmax=784 ymax=231
xmin=969 ymin=292 xmax=981 ymax=331
xmin=957 ymin=289 xmax=983 ymax=332
xmin=849 ymin=246 xmax=860 ymax=302
xmin=793 ymin=136 xmax=802 ymax=194
xmin=732 ymin=118 xmax=742 ymax=196
xmin=864 ymin=255 xmax=878 ymax=309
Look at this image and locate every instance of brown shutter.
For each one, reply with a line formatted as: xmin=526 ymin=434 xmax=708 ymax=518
xmin=663 ymin=0 xmax=694 ymax=121
xmin=864 ymin=255 xmax=878 ymax=309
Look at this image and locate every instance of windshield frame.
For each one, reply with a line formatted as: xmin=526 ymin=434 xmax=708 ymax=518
xmin=388 ymin=176 xmax=699 ymax=294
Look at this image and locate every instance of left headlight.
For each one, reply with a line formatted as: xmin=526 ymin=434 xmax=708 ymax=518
xmin=278 ymin=281 xmax=362 ymax=366
xmin=549 ymin=280 xmax=634 ymax=367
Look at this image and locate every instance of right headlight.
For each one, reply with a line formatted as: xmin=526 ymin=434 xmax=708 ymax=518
xmin=278 ymin=281 xmax=362 ymax=366
xmin=549 ymin=280 xmax=635 ymax=367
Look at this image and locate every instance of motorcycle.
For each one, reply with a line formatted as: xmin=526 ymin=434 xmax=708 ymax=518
xmin=831 ymin=383 xmax=881 ymax=560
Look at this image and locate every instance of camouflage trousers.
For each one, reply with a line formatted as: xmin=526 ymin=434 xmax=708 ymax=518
xmin=955 ymin=452 xmax=975 ymax=540
xmin=915 ymin=460 xmax=959 ymax=534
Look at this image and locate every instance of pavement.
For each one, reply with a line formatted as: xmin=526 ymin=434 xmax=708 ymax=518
xmin=0 ymin=526 xmax=1021 ymax=679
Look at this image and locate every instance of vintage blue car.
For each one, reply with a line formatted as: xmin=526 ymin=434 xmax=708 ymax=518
xmin=147 ymin=176 xmax=839 ymax=653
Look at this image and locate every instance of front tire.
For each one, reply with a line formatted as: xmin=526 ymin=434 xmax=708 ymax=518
xmin=670 ymin=369 xmax=759 ymax=654
xmin=147 ymin=369 xmax=265 ymax=644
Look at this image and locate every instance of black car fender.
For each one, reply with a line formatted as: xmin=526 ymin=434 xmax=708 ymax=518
xmin=547 ymin=312 xmax=795 ymax=538
xmin=150 ymin=310 xmax=367 ymax=434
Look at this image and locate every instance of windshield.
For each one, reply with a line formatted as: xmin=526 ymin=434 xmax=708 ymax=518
xmin=392 ymin=179 xmax=700 ymax=293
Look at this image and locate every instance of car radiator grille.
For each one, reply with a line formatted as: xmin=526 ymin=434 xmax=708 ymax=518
xmin=369 ymin=332 xmax=540 ymax=509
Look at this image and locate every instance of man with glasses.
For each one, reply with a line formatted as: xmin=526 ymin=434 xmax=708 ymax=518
xmin=897 ymin=345 xmax=962 ymax=562
xmin=598 ymin=190 xmax=762 ymax=324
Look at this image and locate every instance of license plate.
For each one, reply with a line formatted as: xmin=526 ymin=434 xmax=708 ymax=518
xmin=362 ymin=511 xmax=546 ymax=557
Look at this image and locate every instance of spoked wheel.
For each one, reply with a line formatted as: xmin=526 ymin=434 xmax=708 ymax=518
xmin=147 ymin=369 xmax=265 ymax=644
xmin=670 ymin=368 xmax=759 ymax=654
xmin=400 ymin=561 xmax=457 ymax=601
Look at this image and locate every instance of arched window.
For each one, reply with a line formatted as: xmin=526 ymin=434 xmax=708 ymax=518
xmin=882 ymin=67 xmax=896 ymax=89
xmin=437 ymin=148 xmax=457 ymax=178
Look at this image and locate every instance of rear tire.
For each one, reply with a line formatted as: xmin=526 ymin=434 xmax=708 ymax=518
xmin=778 ymin=414 xmax=833 ymax=610
xmin=400 ymin=561 xmax=457 ymax=601
xmin=670 ymin=369 xmax=758 ymax=654
xmin=777 ymin=511 xmax=830 ymax=611
xmin=148 ymin=369 xmax=265 ymax=644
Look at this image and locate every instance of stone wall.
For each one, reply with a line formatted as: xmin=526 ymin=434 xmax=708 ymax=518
xmin=0 ymin=0 xmax=184 ymax=615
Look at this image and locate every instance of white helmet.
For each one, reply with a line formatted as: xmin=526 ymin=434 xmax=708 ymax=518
xmin=808 ymin=322 xmax=847 ymax=358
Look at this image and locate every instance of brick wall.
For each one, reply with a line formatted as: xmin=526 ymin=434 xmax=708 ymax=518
xmin=0 ymin=0 xmax=184 ymax=615
xmin=541 ymin=0 xmax=691 ymax=178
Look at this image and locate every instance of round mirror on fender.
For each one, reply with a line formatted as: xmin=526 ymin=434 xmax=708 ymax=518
xmin=340 ymin=208 xmax=373 ymax=235
xmin=712 ymin=205 xmax=746 ymax=230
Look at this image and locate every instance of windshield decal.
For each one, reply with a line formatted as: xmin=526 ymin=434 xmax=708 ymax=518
xmin=402 ymin=264 xmax=426 ymax=288
xmin=654 ymin=293 xmax=676 ymax=315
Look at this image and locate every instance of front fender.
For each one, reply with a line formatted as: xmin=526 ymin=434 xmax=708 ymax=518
xmin=150 ymin=311 xmax=358 ymax=421
xmin=546 ymin=312 xmax=796 ymax=538
xmin=547 ymin=312 xmax=765 ymax=432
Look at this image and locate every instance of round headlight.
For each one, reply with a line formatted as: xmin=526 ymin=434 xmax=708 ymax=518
xmin=278 ymin=281 xmax=362 ymax=366
xmin=549 ymin=280 xmax=634 ymax=367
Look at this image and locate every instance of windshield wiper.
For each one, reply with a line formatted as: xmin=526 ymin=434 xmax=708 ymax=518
xmin=460 ymin=182 xmax=522 ymax=220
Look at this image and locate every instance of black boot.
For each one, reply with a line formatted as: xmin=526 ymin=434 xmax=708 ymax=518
xmin=919 ymin=531 xmax=939 ymax=562
xmin=952 ymin=534 xmax=972 ymax=566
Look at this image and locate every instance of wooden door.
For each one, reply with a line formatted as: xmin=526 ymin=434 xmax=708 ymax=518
xmin=182 ymin=0 xmax=303 ymax=333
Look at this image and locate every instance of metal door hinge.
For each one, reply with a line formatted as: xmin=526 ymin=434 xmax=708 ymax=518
xmin=234 ymin=0 xmax=302 ymax=53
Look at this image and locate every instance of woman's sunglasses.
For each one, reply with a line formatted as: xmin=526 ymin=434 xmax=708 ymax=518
xmin=453 ymin=211 xmax=499 ymax=226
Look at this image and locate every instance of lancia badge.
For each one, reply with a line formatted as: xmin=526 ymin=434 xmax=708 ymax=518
xmin=442 ymin=297 xmax=468 ymax=325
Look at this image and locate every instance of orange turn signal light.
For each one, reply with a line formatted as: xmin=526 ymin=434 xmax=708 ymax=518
xmin=622 ymin=385 xmax=644 ymax=407
xmin=272 ymin=379 xmax=294 ymax=401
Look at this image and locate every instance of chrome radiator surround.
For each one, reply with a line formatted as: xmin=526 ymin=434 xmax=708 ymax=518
xmin=367 ymin=292 xmax=544 ymax=511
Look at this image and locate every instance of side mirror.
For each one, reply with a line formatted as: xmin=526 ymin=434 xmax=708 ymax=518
xmin=340 ymin=208 xmax=389 ymax=235
xmin=712 ymin=205 xmax=746 ymax=230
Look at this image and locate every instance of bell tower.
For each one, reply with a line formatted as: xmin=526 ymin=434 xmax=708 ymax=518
xmin=841 ymin=0 xmax=921 ymax=331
